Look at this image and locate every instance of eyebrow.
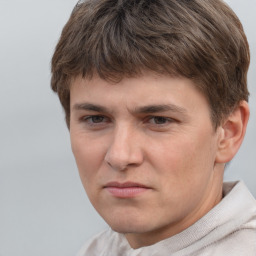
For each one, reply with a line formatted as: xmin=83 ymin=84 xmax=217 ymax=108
xmin=72 ymin=103 xmax=108 ymax=113
xmin=133 ymin=104 xmax=187 ymax=115
xmin=72 ymin=102 xmax=187 ymax=115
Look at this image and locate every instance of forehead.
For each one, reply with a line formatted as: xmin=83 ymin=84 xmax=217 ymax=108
xmin=70 ymin=73 xmax=210 ymax=112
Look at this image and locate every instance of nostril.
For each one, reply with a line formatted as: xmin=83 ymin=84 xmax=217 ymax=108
xmin=106 ymin=161 xmax=128 ymax=172
xmin=104 ymin=151 xmax=130 ymax=171
xmin=104 ymin=128 xmax=144 ymax=171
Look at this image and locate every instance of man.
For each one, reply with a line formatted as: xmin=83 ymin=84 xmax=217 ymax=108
xmin=51 ymin=0 xmax=256 ymax=255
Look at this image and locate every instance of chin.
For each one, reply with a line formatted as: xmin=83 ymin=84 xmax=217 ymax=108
xmin=106 ymin=216 xmax=153 ymax=234
xmin=111 ymin=224 xmax=149 ymax=235
xmin=96 ymin=204 xmax=159 ymax=234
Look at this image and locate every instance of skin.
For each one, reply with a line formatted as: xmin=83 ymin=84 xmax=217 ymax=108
xmin=69 ymin=72 xmax=249 ymax=249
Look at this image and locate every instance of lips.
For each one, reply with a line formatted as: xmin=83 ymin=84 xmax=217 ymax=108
xmin=103 ymin=182 xmax=150 ymax=198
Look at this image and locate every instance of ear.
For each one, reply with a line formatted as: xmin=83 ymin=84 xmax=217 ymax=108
xmin=215 ymin=101 xmax=250 ymax=163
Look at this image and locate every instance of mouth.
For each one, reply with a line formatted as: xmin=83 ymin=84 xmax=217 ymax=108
xmin=103 ymin=182 xmax=151 ymax=198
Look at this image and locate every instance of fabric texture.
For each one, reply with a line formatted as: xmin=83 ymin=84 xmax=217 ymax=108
xmin=77 ymin=181 xmax=256 ymax=256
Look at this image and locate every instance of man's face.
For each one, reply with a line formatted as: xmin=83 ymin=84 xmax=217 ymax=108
xmin=70 ymin=72 xmax=224 ymax=248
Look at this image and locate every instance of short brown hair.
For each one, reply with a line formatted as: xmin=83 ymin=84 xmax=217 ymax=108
xmin=51 ymin=0 xmax=250 ymax=127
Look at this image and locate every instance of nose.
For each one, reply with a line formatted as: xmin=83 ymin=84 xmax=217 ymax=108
xmin=104 ymin=125 xmax=144 ymax=171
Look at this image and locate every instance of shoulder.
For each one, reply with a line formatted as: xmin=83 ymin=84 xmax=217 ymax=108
xmin=192 ymin=181 xmax=256 ymax=256
xmin=193 ymin=227 xmax=256 ymax=256
xmin=206 ymin=181 xmax=256 ymax=255
xmin=76 ymin=229 xmax=112 ymax=256
xmin=76 ymin=228 xmax=130 ymax=256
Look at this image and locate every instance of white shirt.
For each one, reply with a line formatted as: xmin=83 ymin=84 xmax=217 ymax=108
xmin=77 ymin=181 xmax=256 ymax=256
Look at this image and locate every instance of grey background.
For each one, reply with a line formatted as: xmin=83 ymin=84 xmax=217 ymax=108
xmin=0 ymin=0 xmax=255 ymax=255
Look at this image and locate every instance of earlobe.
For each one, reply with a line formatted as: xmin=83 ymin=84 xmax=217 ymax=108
xmin=215 ymin=101 xmax=250 ymax=163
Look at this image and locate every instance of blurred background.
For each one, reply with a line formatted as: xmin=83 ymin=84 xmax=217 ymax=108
xmin=0 ymin=0 xmax=255 ymax=255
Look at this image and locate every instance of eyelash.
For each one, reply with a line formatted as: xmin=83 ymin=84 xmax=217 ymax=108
xmin=80 ymin=115 xmax=176 ymax=128
xmin=146 ymin=116 xmax=175 ymax=125
xmin=81 ymin=115 xmax=109 ymax=125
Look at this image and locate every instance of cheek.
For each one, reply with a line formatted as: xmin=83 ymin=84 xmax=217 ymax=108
xmin=149 ymin=132 xmax=215 ymax=187
xmin=71 ymin=133 xmax=106 ymax=185
xmin=149 ymin=137 xmax=216 ymax=214
xmin=149 ymin=137 xmax=194 ymax=174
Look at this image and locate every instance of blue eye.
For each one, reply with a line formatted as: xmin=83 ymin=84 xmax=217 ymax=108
xmin=82 ymin=115 xmax=108 ymax=125
xmin=151 ymin=116 xmax=168 ymax=124
xmin=90 ymin=116 xmax=105 ymax=123
xmin=148 ymin=116 xmax=172 ymax=125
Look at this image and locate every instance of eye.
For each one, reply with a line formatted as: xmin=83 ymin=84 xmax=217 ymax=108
xmin=150 ymin=116 xmax=169 ymax=124
xmin=81 ymin=115 xmax=110 ymax=125
xmin=148 ymin=116 xmax=174 ymax=125
xmin=89 ymin=115 xmax=105 ymax=123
